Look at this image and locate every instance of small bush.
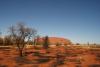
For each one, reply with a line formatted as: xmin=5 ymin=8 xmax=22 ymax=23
xmin=36 ymin=58 xmax=50 ymax=63
xmin=33 ymin=52 xmax=41 ymax=56
xmin=34 ymin=46 xmax=41 ymax=50
xmin=55 ymin=54 xmax=65 ymax=65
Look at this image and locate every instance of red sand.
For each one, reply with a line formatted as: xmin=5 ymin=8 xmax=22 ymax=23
xmin=0 ymin=46 xmax=100 ymax=67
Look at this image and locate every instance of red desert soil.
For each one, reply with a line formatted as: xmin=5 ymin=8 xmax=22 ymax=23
xmin=0 ymin=45 xmax=100 ymax=67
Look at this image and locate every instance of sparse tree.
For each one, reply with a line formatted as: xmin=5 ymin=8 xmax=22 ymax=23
xmin=43 ymin=36 xmax=49 ymax=49
xmin=8 ymin=22 xmax=37 ymax=57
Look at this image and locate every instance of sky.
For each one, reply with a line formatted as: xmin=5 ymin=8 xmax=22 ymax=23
xmin=0 ymin=0 xmax=100 ymax=44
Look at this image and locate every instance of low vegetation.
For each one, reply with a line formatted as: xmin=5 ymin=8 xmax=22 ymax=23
xmin=0 ymin=22 xmax=100 ymax=67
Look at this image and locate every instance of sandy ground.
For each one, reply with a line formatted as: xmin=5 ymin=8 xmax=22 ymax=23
xmin=0 ymin=46 xmax=100 ymax=67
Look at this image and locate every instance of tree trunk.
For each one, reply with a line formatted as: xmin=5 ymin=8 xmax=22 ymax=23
xmin=19 ymin=49 xmax=23 ymax=57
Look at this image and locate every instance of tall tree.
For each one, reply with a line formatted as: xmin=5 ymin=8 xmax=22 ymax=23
xmin=9 ymin=22 xmax=37 ymax=57
xmin=43 ymin=36 xmax=49 ymax=49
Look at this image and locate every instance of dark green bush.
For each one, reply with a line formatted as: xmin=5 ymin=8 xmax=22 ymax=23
xmin=36 ymin=58 xmax=50 ymax=63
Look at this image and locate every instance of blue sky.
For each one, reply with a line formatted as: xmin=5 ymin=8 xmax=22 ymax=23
xmin=0 ymin=0 xmax=100 ymax=44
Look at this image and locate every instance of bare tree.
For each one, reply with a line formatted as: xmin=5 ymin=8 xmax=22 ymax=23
xmin=9 ymin=23 xmax=37 ymax=57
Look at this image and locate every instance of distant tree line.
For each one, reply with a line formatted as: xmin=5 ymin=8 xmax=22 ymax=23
xmin=0 ymin=35 xmax=13 ymax=45
xmin=0 ymin=35 xmax=35 ymax=46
